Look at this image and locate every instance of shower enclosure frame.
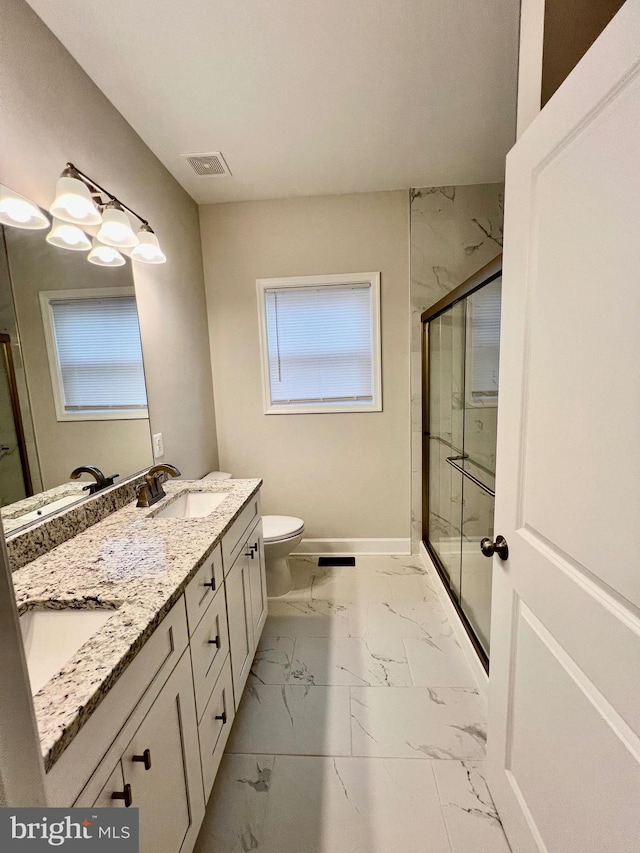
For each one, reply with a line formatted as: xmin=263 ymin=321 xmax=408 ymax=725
xmin=0 ymin=332 xmax=33 ymax=499
xmin=421 ymin=254 xmax=502 ymax=673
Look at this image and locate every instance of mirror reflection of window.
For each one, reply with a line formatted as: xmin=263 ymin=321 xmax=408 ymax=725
xmin=40 ymin=289 xmax=148 ymax=421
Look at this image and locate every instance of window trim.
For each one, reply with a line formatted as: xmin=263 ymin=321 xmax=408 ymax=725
xmin=256 ymin=272 xmax=382 ymax=415
xmin=39 ymin=287 xmax=149 ymax=422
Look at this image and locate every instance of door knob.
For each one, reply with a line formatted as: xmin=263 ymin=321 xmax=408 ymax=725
xmin=480 ymin=535 xmax=509 ymax=560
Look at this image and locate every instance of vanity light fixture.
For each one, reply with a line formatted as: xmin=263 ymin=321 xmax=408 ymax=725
xmin=130 ymin=224 xmax=166 ymax=264
xmin=46 ymin=217 xmax=92 ymax=252
xmin=50 ymin=166 xmax=102 ymax=226
xmin=97 ymin=200 xmax=139 ymax=249
xmin=87 ymin=237 xmax=126 ymax=267
xmin=49 ymin=163 xmax=166 ymax=264
xmin=0 ymin=186 xmax=50 ymax=230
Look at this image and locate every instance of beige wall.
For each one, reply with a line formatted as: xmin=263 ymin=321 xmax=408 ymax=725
xmin=200 ymin=191 xmax=410 ymax=541
xmin=0 ymin=0 xmax=218 ymax=479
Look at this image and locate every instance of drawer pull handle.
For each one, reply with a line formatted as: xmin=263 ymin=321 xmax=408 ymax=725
xmin=215 ymin=711 xmax=227 ymax=724
xmin=112 ymin=784 xmax=133 ymax=807
xmin=208 ymin=635 xmax=221 ymax=649
xmin=132 ymin=749 xmax=152 ymax=770
xmin=203 ymin=578 xmax=216 ymax=590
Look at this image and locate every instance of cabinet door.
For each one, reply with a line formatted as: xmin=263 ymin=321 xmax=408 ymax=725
xmin=91 ymin=763 xmax=126 ymax=809
xmin=122 ymin=651 xmax=204 ymax=853
xmin=226 ymin=551 xmax=254 ymax=704
xmin=247 ymin=523 xmax=267 ymax=645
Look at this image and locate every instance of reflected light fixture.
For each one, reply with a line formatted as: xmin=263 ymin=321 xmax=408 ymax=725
xmin=50 ymin=165 xmax=102 ymax=226
xmin=46 ymin=217 xmax=92 ymax=251
xmin=0 ymin=186 xmax=50 ymax=230
xmin=88 ymin=237 xmax=126 ymax=267
xmin=130 ymin=224 xmax=167 ymax=264
xmin=97 ymin=200 xmax=139 ymax=248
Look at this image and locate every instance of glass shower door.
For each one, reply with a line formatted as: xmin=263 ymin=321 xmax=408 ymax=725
xmin=423 ymin=262 xmax=501 ymax=667
xmin=0 ymin=335 xmax=31 ymax=507
xmin=426 ymin=301 xmax=465 ymax=598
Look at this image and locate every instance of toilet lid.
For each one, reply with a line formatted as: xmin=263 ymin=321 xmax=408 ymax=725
xmin=262 ymin=515 xmax=304 ymax=541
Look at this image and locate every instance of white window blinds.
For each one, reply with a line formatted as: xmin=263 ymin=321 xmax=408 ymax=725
xmin=49 ymin=295 xmax=148 ymax=414
xmin=264 ymin=284 xmax=374 ymax=407
xmin=468 ymin=277 xmax=501 ymax=403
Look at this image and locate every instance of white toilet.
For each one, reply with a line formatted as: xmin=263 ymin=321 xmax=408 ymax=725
xmin=203 ymin=473 xmax=303 ymax=598
xmin=261 ymin=515 xmax=305 ymax=597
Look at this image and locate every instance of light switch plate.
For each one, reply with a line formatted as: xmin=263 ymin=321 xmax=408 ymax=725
xmin=152 ymin=433 xmax=164 ymax=459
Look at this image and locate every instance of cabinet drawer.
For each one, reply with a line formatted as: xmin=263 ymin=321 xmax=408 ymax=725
xmin=185 ymin=543 xmax=223 ymax=634
xmin=198 ymin=655 xmax=235 ymax=801
xmin=190 ymin=587 xmax=230 ymax=720
xmin=221 ymin=494 xmax=260 ymax=575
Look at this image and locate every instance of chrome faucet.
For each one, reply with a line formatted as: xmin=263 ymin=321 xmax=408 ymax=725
xmin=137 ymin=464 xmax=181 ymax=508
xmin=70 ymin=466 xmax=119 ymax=495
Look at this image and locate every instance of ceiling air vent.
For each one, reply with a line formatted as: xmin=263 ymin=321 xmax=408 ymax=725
xmin=182 ymin=152 xmax=232 ymax=177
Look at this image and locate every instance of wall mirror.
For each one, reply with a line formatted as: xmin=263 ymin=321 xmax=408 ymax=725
xmin=0 ymin=187 xmax=153 ymax=535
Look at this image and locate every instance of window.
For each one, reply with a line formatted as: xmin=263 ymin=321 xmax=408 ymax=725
xmin=40 ymin=287 xmax=148 ymax=421
xmin=256 ymin=273 xmax=382 ymax=414
xmin=465 ymin=276 xmax=502 ymax=407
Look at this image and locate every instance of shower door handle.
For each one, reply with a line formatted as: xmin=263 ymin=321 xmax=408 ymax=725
xmin=480 ymin=535 xmax=509 ymax=561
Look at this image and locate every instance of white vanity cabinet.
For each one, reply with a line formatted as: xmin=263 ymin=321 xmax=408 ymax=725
xmin=225 ymin=515 xmax=266 ymax=705
xmin=119 ymin=652 xmax=204 ymax=853
xmin=247 ymin=522 xmax=267 ymax=642
xmin=47 ymin=488 xmax=267 ymax=853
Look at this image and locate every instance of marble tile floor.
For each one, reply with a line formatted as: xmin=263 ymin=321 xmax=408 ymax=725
xmin=195 ymin=555 xmax=511 ymax=853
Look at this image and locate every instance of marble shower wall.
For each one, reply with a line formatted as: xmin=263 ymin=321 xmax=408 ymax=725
xmin=410 ymin=184 xmax=504 ymax=552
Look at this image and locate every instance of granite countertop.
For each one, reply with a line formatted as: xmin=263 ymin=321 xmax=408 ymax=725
xmin=11 ymin=478 xmax=262 ymax=772
xmin=2 ymin=482 xmax=87 ymax=534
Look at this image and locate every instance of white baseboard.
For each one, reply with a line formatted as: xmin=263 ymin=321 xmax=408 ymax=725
xmin=419 ymin=541 xmax=489 ymax=701
xmin=294 ymin=538 xmax=411 ymax=556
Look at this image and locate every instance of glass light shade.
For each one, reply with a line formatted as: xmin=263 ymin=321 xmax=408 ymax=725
xmin=0 ymin=186 xmax=50 ymax=230
xmin=88 ymin=237 xmax=126 ymax=267
xmin=130 ymin=228 xmax=167 ymax=264
xmin=46 ymin=217 xmax=91 ymax=251
xmin=50 ymin=175 xmax=102 ymax=226
xmin=97 ymin=207 xmax=139 ymax=248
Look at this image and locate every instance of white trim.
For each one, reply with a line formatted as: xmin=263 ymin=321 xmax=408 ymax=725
xmin=255 ymin=272 xmax=382 ymax=415
xmin=419 ymin=541 xmax=489 ymax=701
xmin=39 ymin=287 xmax=149 ymax=422
xmin=294 ymin=538 xmax=411 ymax=556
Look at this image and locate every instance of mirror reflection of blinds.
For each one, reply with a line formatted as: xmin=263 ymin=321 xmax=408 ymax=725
xmin=264 ymin=284 xmax=373 ymax=406
xmin=50 ymin=296 xmax=148 ymax=412
xmin=469 ymin=282 xmax=501 ymax=401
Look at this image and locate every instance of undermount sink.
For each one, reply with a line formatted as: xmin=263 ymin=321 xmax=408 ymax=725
xmin=15 ymin=494 xmax=83 ymax=525
xmin=151 ymin=490 xmax=229 ymax=519
xmin=20 ymin=608 xmax=116 ymax=695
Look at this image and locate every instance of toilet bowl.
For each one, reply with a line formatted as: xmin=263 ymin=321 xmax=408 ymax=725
xmin=262 ymin=515 xmax=304 ymax=597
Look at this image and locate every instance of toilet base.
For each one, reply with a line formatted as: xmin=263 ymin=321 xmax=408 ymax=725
xmin=266 ymin=554 xmax=293 ymax=597
xmin=263 ymin=530 xmax=303 ymax=597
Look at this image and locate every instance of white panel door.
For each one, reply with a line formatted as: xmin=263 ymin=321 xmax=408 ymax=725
xmin=488 ymin=3 xmax=640 ymax=851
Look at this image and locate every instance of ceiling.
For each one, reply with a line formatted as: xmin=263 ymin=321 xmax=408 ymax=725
xmin=25 ymin=0 xmax=520 ymax=205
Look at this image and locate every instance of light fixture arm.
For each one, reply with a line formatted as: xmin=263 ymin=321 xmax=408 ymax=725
xmin=65 ymin=163 xmax=151 ymax=228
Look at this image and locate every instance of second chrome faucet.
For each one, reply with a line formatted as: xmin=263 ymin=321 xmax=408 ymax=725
xmin=136 ymin=464 xmax=181 ymax=508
